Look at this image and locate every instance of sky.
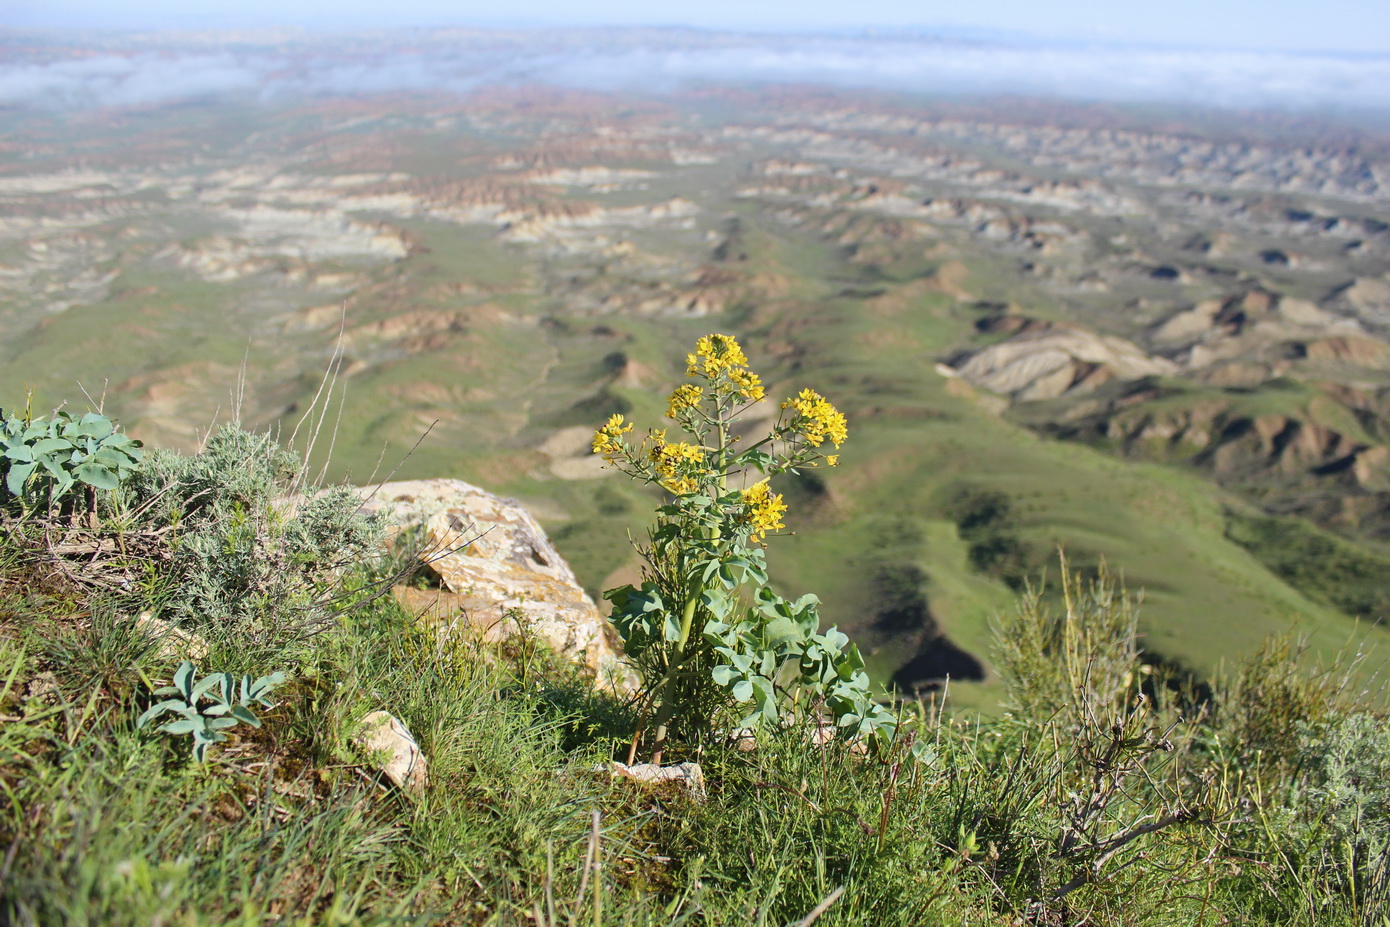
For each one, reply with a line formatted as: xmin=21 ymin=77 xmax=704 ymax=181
xmin=4 ymin=0 xmax=1390 ymax=56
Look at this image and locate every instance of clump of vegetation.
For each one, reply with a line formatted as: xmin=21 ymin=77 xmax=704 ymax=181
xmin=1275 ymin=712 xmax=1390 ymax=918
xmin=119 ymin=424 xmax=383 ymax=643
xmin=1 ymin=407 xmax=144 ymax=517
xmin=593 ymin=333 xmax=902 ymax=763
xmin=138 ymin=660 xmax=287 ymax=762
xmin=944 ymin=487 xmax=1036 ymax=590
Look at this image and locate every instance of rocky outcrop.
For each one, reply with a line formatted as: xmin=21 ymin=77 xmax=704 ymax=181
xmin=948 ymin=320 xmax=1177 ymax=401
xmin=1060 ymin=393 xmax=1390 ymax=500
xmin=357 ymin=479 xmax=632 ymax=690
xmin=1148 ymin=291 xmax=1383 ymax=372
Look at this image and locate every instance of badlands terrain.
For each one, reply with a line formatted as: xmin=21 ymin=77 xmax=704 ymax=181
xmin=3 ymin=81 xmax=1389 ymax=702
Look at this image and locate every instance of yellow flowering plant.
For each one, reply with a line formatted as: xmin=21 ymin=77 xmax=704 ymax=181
xmin=594 ymin=333 xmax=900 ymax=765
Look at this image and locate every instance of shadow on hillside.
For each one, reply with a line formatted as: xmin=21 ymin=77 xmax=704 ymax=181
xmin=890 ymin=634 xmax=986 ymax=693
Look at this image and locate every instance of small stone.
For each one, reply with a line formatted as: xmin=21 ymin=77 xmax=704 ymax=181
xmin=24 ymin=672 xmax=59 ymax=706
xmin=134 ymin=612 xmax=209 ymax=662
xmin=606 ymin=761 xmax=706 ymax=802
xmin=354 ymin=710 xmax=427 ymax=796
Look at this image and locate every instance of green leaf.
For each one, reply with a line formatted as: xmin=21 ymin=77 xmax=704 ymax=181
xmin=5 ymin=461 xmax=36 ymax=495
xmin=190 ymin=672 xmax=226 ymax=703
xmin=736 ymin=449 xmax=776 ymax=472
xmin=72 ymin=463 xmax=120 ymax=491
xmin=92 ymin=446 xmax=136 ymax=466
xmin=230 ymin=704 xmax=262 ymax=727
xmin=79 ymin=412 xmax=115 ymax=438
xmin=661 ymin=612 xmax=682 ymax=642
xmin=602 ymin=583 xmax=636 ymax=603
xmin=700 ymin=588 xmax=733 ymax=622
xmin=911 ymin=743 xmax=939 ymax=766
xmin=702 ymin=620 xmax=733 ymax=646
xmin=764 ymin=616 xmax=803 ymax=646
xmin=159 ymin=718 xmax=201 ymax=736
xmin=732 ymin=678 xmax=754 ymax=702
xmin=717 ymin=563 xmax=737 ymax=589
xmin=28 ymin=437 xmax=71 ymax=456
xmin=245 ymin=671 xmax=286 ymax=703
xmin=173 ymin=661 xmax=196 ymax=699
xmin=137 ymin=699 xmax=190 ymax=729
xmin=752 ymin=677 xmax=778 ymax=720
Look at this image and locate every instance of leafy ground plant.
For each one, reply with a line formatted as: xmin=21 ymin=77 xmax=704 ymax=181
xmin=138 ymin=660 xmax=287 ymax=762
xmin=0 ymin=408 xmax=142 ymax=515
xmin=594 ymin=333 xmax=901 ymax=764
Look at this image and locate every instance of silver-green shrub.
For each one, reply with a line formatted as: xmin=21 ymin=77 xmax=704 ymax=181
xmin=1276 ymin=713 xmax=1390 ymax=918
xmin=119 ymin=425 xmax=382 ymax=640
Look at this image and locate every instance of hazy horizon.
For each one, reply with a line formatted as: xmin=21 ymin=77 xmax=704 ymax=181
xmin=2 ymin=25 xmax=1388 ymax=119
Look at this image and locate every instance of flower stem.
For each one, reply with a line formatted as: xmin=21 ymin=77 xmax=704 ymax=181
xmin=648 ymin=587 xmax=701 ymax=765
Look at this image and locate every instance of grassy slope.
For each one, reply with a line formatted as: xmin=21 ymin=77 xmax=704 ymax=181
xmin=0 ymin=498 xmax=1379 ymax=927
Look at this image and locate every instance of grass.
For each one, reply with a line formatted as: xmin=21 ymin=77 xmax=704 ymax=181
xmin=1225 ymin=507 xmax=1390 ymax=621
xmin=2 ymin=460 xmax=1387 ymax=925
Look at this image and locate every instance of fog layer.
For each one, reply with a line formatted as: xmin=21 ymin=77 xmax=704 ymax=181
xmin=2 ymin=29 xmax=1387 ymax=113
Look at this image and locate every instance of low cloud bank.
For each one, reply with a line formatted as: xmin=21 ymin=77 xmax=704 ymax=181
xmin=2 ymin=30 xmax=1387 ymax=114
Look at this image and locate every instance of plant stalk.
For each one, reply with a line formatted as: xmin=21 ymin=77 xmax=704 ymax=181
xmin=648 ymin=588 xmax=701 ymax=765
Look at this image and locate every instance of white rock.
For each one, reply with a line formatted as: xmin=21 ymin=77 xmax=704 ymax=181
xmin=951 ymin=325 xmax=1177 ymax=400
xmin=355 ymin=710 xmax=427 ymax=796
xmin=357 ymin=479 xmax=635 ymax=692
xmin=134 ymin=612 xmax=209 ymax=662
xmin=605 ymin=761 xmax=706 ymax=802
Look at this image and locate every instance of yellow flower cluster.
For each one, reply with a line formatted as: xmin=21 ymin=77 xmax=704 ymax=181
xmin=650 ymin=439 xmax=708 ymax=495
xmin=591 ymin=413 xmax=633 ymax=461
xmin=781 ymin=388 xmax=848 ymax=448
xmin=741 ymin=480 xmax=787 ymax=543
xmin=686 ymin=333 xmax=748 ymax=378
xmin=728 ymin=367 xmax=765 ymax=401
xmin=684 ymin=333 xmax=764 ymax=405
xmin=666 ymin=384 xmax=704 ymax=419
